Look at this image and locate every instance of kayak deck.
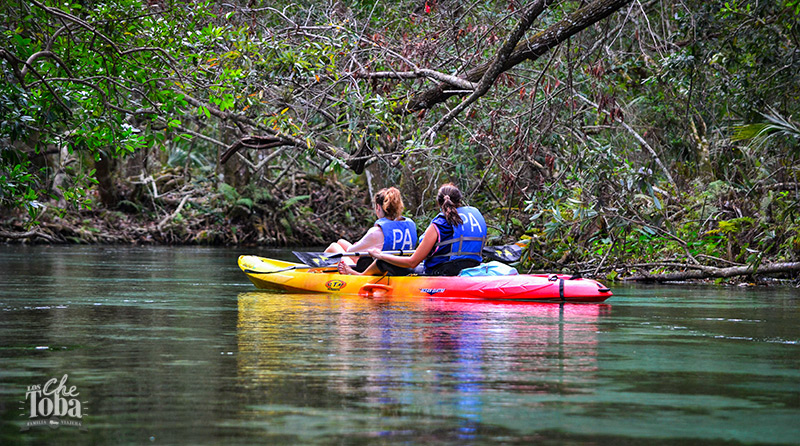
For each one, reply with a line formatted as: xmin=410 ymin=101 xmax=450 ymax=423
xmin=238 ymin=255 xmax=612 ymax=303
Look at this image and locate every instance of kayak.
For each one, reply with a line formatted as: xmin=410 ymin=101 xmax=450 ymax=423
xmin=238 ymin=255 xmax=612 ymax=303
xmin=238 ymin=256 xmax=612 ymax=302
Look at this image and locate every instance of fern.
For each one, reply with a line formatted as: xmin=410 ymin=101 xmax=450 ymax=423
xmin=732 ymin=108 xmax=800 ymax=149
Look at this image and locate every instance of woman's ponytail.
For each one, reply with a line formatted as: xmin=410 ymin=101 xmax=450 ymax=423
xmin=437 ymin=183 xmax=463 ymax=226
xmin=375 ymin=187 xmax=404 ymax=220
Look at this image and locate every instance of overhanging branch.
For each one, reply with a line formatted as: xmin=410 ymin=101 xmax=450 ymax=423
xmin=355 ymin=68 xmax=478 ymax=90
xmin=419 ymin=0 xmax=550 ymax=142
xmin=401 ymin=0 xmax=634 ymax=113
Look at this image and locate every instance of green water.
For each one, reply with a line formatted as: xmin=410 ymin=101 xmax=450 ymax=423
xmin=1 ymin=245 xmax=798 ymax=445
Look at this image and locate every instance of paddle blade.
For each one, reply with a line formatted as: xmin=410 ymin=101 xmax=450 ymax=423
xmin=482 ymin=244 xmax=523 ymax=263
xmin=292 ymin=251 xmax=341 ymax=267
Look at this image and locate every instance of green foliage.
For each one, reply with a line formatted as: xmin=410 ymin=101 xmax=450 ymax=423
xmin=0 ymin=0 xmax=797 ymax=273
xmin=0 ymin=158 xmax=44 ymax=225
xmin=732 ymin=108 xmax=800 ymax=151
xmin=281 ymin=195 xmax=310 ymax=211
xmin=218 ymin=183 xmax=240 ymax=202
xmin=236 ymin=198 xmax=253 ymax=209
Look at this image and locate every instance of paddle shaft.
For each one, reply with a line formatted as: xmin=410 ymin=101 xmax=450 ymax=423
xmin=294 ymin=242 xmax=524 ymax=268
xmin=326 ymin=249 xmax=409 ymax=259
xmin=244 ymin=265 xmax=337 ymax=275
xmin=249 ymin=242 xmax=524 ymax=274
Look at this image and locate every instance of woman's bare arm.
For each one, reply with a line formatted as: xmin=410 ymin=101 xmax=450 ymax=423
xmin=348 ymin=227 xmax=383 ymax=252
xmin=369 ymin=224 xmax=438 ymax=268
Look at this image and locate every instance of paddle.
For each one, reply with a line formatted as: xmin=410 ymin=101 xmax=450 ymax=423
xmin=293 ymin=250 xmax=410 ymax=268
xmin=243 ymin=264 xmax=337 ymax=275
xmin=482 ymin=243 xmax=524 ymax=263
xmin=245 ymin=241 xmax=527 ymax=274
xmin=293 ymin=242 xmax=526 ymax=268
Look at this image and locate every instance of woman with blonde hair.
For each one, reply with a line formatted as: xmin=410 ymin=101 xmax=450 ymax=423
xmin=339 ymin=183 xmax=486 ymax=276
xmin=325 ymin=187 xmax=417 ymax=274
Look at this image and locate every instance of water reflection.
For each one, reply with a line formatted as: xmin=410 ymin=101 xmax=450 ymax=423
xmin=3 ymin=246 xmax=799 ymax=444
xmin=236 ymin=291 xmax=610 ymax=441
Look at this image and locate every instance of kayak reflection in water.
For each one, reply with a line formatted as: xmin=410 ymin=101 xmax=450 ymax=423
xmin=339 ymin=183 xmax=487 ymax=277
xmin=325 ymin=186 xmax=417 ymax=274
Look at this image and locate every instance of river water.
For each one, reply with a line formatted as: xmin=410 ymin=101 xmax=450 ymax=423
xmin=0 ymin=245 xmax=798 ymax=445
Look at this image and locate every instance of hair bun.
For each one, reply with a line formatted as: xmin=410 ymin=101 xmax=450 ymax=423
xmin=376 ymin=186 xmax=404 ymax=220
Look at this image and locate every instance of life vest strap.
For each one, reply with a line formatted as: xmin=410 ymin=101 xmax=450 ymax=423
xmin=431 ymin=236 xmax=486 ymax=257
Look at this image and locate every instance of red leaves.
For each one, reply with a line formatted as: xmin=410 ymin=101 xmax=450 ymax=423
xmin=587 ymin=60 xmax=605 ymax=79
xmin=596 ymin=93 xmax=624 ymax=123
xmin=542 ymin=79 xmax=560 ymax=95
xmin=545 ymin=154 xmax=555 ymax=170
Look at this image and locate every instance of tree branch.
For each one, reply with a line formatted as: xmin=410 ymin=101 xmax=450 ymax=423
xmin=21 ymin=50 xmax=73 ymax=78
xmin=29 ymin=0 xmax=182 ymax=81
xmin=0 ymin=229 xmax=56 ymax=242
xmin=402 ymin=0 xmax=634 ymax=113
xmin=220 ymin=136 xmax=283 ymax=164
xmin=419 ymin=0 xmax=550 ymax=142
xmin=575 ymin=93 xmax=678 ymax=191
xmin=623 ymin=262 xmax=800 ymax=282
xmin=356 ymin=68 xmax=478 ymax=90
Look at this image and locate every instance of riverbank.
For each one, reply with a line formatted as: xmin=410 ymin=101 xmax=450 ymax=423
xmin=0 ymin=173 xmax=373 ymax=247
xmin=2 ymin=210 xmax=798 ymax=287
xmin=2 ymin=176 xmax=798 ymax=286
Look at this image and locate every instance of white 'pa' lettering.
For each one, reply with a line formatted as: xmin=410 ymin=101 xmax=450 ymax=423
xmin=393 ymin=229 xmax=414 ymax=250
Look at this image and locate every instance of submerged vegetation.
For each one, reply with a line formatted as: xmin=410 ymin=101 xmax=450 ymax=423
xmin=1 ymin=0 xmax=798 ymax=282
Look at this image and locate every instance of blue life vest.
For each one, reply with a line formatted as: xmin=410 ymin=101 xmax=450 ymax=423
xmin=376 ymin=217 xmax=417 ymax=251
xmin=425 ymin=206 xmax=486 ymax=271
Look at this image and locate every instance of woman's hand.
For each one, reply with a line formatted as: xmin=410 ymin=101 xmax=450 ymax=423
xmin=368 ymin=248 xmax=382 ymax=260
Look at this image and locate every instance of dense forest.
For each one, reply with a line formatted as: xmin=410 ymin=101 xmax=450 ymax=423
xmin=1 ymin=0 xmax=799 ymax=282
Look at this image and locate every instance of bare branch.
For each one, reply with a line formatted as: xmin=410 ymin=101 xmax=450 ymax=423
xmin=403 ymin=0 xmax=634 ymax=113
xmin=21 ymin=50 xmax=73 ymax=78
xmin=356 ymin=68 xmax=478 ymax=90
xmin=0 ymin=229 xmax=56 ymax=242
xmin=575 ymin=93 xmax=678 ymax=191
xmin=623 ymin=262 xmax=800 ymax=282
xmin=420 ymin=0 xmax=550 ymax=141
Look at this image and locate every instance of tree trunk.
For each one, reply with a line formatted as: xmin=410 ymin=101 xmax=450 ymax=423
xmin=94 ymin=153 xmax=118 ymax=208
xmin=623 ymin=262 xmax=800 ymax=282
